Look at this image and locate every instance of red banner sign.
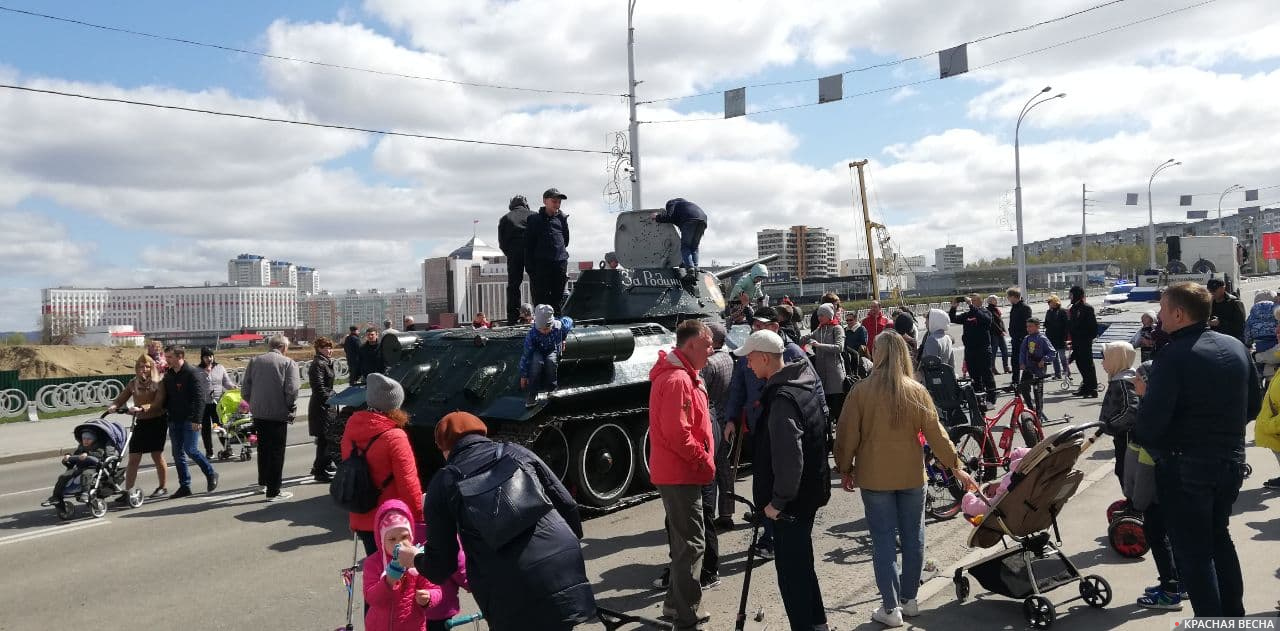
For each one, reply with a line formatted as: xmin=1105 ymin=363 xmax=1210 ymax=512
xmin=1264 ymin=232 xmax=1280 ymax=261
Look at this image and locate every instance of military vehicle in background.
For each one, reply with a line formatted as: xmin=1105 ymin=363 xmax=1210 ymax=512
xmin=335 ymin=211 xmax=775 ymax=508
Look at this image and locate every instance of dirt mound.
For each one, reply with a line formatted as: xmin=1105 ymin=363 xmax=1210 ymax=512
xmin=0 ymin=345 xmax=142 ymax=379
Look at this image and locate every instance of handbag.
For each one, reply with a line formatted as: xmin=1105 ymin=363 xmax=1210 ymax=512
xmin=453 ymin=444 xmax=554 ymax=549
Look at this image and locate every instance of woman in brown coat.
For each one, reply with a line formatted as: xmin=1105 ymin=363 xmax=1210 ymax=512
xmin=107 ymin=354 xmax=169 ymax=501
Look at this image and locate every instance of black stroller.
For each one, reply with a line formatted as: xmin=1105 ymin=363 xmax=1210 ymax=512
xmin=40 ymin=413 xmax=141 ymax=520
xmin=920 ymin=355 xmax=983 ymax=430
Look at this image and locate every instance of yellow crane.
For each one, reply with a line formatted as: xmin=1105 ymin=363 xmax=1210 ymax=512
xmin=850 ymin=159 xmax=907 ymax=307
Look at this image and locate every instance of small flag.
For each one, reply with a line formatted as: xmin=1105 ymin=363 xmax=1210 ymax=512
xmin=818 ymin=74 xmax=843 ymax=104
xmin=1125 ymin=193 xmax=1139 ymax=206
xmin=1239 ymin=206 xmax=1261 ymax=214
xmin=1187 ymin=210 xmax=1208 ymax=219
xmin=939 ymin=44 xmax=969 ymax=78
xmin=1246 ymin=189 xmax=1259 ymax=201
xmin=724 ymin=87 xmax=746 ymax=118
xmin=1180 ymin=195 xmax=1193 ymax=206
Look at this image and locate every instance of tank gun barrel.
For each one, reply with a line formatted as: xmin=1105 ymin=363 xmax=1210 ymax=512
xmin=712 ymin=254 xmax=779 ymax=280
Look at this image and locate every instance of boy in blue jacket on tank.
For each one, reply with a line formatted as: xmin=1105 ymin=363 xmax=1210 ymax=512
xmin=520 ymin=304 xmax=573 ymax=407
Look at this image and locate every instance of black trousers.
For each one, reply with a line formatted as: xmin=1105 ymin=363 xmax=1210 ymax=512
xmin=1155 ymin=455 xmax=1245 ymax=617
xmin=965 ymin=347 xmax=996 ymax=403
xmin=312 ymin=435 xmax=332 ymax=475
xmin=529 ymin=260 xmax=568 ymax=314
xmin=201 ymin=402 xmax=218 ymax=456
xmin=1074 ymin=341 xmax=1098 ymax=391
xmin=774 ymin=510 xmax=826 ymax=629
xmin=505 ymin=252 xmax=526 ymax=324
xmin=1009 ymin=335 xmax=1025 ymax=383
xmin=255 ymin=420 xmax=288 ymax=496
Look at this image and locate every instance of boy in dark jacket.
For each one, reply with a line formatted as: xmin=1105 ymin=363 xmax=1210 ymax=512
xmin=1017 ymin=318 xmax=1056 ymax=420
xmin=653 ymin=198 xmax=708 ymax=271
xmin=498 ymin=195 xmax=535 ymax=324
xmin=525 ymin=189 xmax=571 ymax=314
xmin=49 ymin=428 xmax=117 ymax=506
xmin=520 ymin=305 xmax=573 ymax=407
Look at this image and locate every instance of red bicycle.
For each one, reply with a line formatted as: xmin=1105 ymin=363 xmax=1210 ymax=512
xmin=948 ymin=379 xmax=1046 ymax=483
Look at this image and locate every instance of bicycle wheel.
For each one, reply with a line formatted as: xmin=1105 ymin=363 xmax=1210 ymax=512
xmin=949 ymin=425 xmax=999 ymax=484
xmin=925 ymin=466 xmax=964 ymax=520
xmin=1018 ymin=412 xmax=1044 ymax=447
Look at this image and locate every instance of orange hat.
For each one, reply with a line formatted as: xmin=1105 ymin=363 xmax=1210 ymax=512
xmin=434 ymin=411 xmax=488 ymax=452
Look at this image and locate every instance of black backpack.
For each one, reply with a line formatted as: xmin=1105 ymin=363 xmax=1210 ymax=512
xmin=330 ymin=431 xmax=394 ymax=513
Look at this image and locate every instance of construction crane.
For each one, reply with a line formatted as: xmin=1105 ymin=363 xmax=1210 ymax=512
xmin=850 ymin=159 xmax=909 ymax=306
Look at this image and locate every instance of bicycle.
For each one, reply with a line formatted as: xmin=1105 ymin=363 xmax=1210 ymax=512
xmin=923 ymin=441 xmax=964 ymax=520
xmin=948 ymin=378 xmax=1046 ymax=484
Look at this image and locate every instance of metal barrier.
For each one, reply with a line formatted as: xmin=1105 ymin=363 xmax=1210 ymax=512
xmin=34 ymin=379 xmax=125 ymax=413
xmin=1 ymin=388 xmax=27 ymax=418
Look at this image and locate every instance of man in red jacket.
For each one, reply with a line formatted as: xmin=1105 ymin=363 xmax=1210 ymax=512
xmin=648 ymin=319 xmax=715 ymax=629
xmin=861 ymin=301 xmax=892 ymax=356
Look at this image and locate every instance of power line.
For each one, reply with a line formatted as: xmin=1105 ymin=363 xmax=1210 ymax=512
xmin=0 ymin=83 xmax=613 ymax=155
xmin=0 ymin=4 xmax=625 ymax=98
xmin=638 ymin=0 xmax=1127 ymax=105
xmin=640 ymin=0 xmax=1214 ymax=124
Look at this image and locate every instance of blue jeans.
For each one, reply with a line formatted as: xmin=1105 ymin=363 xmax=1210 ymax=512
xmin=169 ymin=420 xmax=215 ymax=489
xmin=989 ymin=333 xmax=1009 ymax=369
xmin=1048 ymin=345 xmax=1071 ymax=378
xmin=678 ymin=220 xmax=706 ymax=269
xmin=1154 ymin=454 xmax=1244 ymax=617
xmin=528 ymin=351 xmax=559 ymax=393
xmin=861 ymin=486 xmax=926 ymax=612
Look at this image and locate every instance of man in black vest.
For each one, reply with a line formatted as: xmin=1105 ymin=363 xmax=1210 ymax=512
xmin=736 ymin=329 xmax=832 ymax=631
xmin=498 ymin=194 xmax=535 ymax=324
xmin=1006 ymin=287 xmax=1032 ymax=385
xmin=525 ymin=188 xmax=571 ymax=315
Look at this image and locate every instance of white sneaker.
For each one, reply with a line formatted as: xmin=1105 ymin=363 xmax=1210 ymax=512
xmin=266 ymin=491 xmax=293 ymax=502
xmin=871 ymin=606 xmax=903 ymax=628
xmin=899 ymin=598 xmax=919 ymax=617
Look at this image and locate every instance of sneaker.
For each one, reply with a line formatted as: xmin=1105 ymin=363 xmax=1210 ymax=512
xmin=313 ymin=472 xmax=333 ymax=484
xmin=1144 ymin=583 xmax=1189 ymax=599
xmin=206 ymin=471 xmax=220 ymax=493
xmin=713 ymin=516 xmax=734 ymax=531
xmin=899 ymin=598 xmax=919 ymax=617
xmin=525 ymin=392 xmax=537 ymax=408
xmin=1263 ymin=477 xmax=1280 ymax=489
xmin=266 ymin=490 xmax=294 ymax=503
xmin=700 ymin=574 xmax=721 ymax=590
xmin=170 ymin=486 xmax=193 ymax=499
xmin=751 ymin=542 xmax=775 ymax=561
xmin=149 ymin=487 xmax=168 ymax=499
xmin=652 ymin=568 xmax=670 ymax=590
xmin=1137 ymin=589 xmax=1184 ymax=611
xmin=870 ymin=606 xmax=903 ymax=628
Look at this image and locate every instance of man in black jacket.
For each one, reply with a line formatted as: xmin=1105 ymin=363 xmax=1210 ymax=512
xmin=1005 ymin=287 xmax=1032 ymax=384
xmin=356 ymin=327 xmax=384 ymax=380
xmin=498 ymin=194 xmax=535 ymax=324
xmin=950 ymin=294 xmax=997 ymax=404
xmin=737 ymin=329 xmax=831 ymax=631
xmin=342 ymin=325 xmax=362 ymax=382
xmin=525 ymin=188 xmax=571 ymax=314
xmin=1206 ymin=278 xmax=1246 ymax=344
xmin=653 ymin=198 xmax=708 ymax=271
xmin=1043 ymin=295 xmax=1071 ymax=379
xmin=1068 ymin=285 xmax=1099 ymax=397
xmin=1135 ymin=282 xmax=1261 ymax=618
xmin=162 ymin=345 xmax=218 ymax=498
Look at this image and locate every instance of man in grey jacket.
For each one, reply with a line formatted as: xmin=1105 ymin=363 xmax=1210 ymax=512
xmin=241 ymin=334 xmax=300 ymax=502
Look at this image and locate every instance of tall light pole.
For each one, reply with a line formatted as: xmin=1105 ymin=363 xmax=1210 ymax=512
xmin=1146 ymin=159 xmax=1180 ymax=270
xmin=1217 ymin=184 xmax=1244 ymax=234
xmin=1014 ymin=86 xmax=1066 ymax=291
xmin=626 ymin=0 xmax=642 ymax=210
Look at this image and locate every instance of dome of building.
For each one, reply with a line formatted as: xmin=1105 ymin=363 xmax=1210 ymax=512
xmin=449 ymin=237 xmax=503 ymax=261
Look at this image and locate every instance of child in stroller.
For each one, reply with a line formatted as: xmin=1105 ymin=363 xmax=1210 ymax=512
xmin=960 ymin=447 xmax=1030 ymax=525
xmin=42 ymin=416 xmax=135 ymax=520
xmin=213 ymin=389 xmax=256 ymax=461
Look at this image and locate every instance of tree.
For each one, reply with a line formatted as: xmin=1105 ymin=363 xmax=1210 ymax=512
xmin=1 ymin=332 xmax=26 ymax=346
xmin=39 ymin=313 xmax=84 ymax=345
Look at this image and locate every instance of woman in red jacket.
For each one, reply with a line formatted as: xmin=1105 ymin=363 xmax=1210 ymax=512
xmin=342 ymin=373 xmax=424 ymax=555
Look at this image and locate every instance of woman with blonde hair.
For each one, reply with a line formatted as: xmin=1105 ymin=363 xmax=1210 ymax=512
xmin=106 ymin=354 xmax=169 ymax=502
xmin=835 ymin=331 xmax=976 ymax=627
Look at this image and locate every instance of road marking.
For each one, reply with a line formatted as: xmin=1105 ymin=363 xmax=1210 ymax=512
xmin=0 ymin=518 xmax=108 ymax=547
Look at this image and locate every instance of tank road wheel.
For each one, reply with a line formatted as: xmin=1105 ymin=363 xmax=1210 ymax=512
xmin=570 ymin=422 xmax=636 ymax=507
xmin=530 ymin=425 xmax=570 ymax=482
xmin=629 ymin=422 xmax=654 ymax=490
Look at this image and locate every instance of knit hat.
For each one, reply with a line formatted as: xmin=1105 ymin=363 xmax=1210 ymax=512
xmin=434 ymin=411 xmax=488 ymax=452
xmin=817 ymin=303 xmax=836 ymax=322
xmin=533 ymin=304 xmax=555 ymax=329
xmin=378 ymin=508 xmax=412 ymax=547
xmin=365 ymin=373 xmax=404 ymax=412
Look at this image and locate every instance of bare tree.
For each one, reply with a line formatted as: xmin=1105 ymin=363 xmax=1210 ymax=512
xmin=39 ymin=313 xmax=85 ymax=345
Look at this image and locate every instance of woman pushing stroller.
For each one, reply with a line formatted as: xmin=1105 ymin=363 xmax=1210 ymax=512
xmin=106 ymin=353 xmax=169 ymax=502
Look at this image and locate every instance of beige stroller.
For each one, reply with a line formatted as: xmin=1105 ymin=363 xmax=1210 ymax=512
xmin=952 ymin=422 xmax=1113 ymax=629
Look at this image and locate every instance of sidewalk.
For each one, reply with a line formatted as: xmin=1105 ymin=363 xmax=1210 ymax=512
xmin=0 ymin=394 xmax=315 ymax=464
xmin=897 ymin=428 xmax=1280 ymax=630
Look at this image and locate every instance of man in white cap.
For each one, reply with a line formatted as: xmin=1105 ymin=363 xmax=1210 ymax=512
xmin=735 ymin=329 xmax=832 ymax=631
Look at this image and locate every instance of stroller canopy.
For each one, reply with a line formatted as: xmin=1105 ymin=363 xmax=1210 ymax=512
xmin=217 ymin=390 xmax=244 ymax=425
xmin=74 ymin=419 xmax=127 ymax=452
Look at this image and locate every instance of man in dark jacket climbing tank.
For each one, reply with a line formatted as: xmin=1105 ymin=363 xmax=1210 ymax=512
xmin=653 ymin=198 xmax=708 ymax=271
xmin=498 ymin=194 xmax=535 ymax=325
xmin=525 ymin=188 xmax=571 ymax=314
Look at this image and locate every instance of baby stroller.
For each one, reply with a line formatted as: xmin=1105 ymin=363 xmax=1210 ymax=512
xmin=213 ymin=390 xmax=256 ymax=462
xmin=40 ymin=413 xmax=140 ymax=520
xmin=953 ymin=422 xmax=1113 ymax=629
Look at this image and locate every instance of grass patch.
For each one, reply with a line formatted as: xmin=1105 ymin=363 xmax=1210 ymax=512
xmin=1 ymin=407 xmax=98 ymax=423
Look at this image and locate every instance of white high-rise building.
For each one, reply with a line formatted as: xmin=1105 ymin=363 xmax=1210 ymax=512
xmin=299 ymin=288 xmax=424 ymax=338
xmin=269 ymin=260 xmax=298 ymax=288
xmin=42 ymin=285 xmax=299 ymax=339
xmin=297 ymin=266 xmax=319 ymax=294
xmin=228 ymin=254 xmax=269 ymax=286
xmin=935 ymin=244 xmax=965 ymax=272
xmin=756 ymin=226 xmax=840 ymax=279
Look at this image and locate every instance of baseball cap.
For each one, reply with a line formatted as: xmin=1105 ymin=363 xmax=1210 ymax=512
xmin=753 ymin=306 xmax=780 ymax=323
xmin=1206 ymin=278 xmax=1225 ymax=290
xmin=1026 ymin=317 xmax=1041 ymax=325
xmin=542 ymin=188 xmax=568 ymax=200
xmin=733 ymin=329 xmax=785 ymax=356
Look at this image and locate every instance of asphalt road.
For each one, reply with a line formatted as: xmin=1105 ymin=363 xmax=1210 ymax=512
xmin=0 ymin=281 xmax=1265 ymax=630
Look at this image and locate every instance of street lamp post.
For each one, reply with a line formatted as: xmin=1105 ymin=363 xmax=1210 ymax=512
xmin=1014 ymin=86 xmax=1066 ymax=291
xmin=1218 ymin=184 xmax=1244 ymax=235
xmin=1146 ymin=159 xmax=1181 ymax=270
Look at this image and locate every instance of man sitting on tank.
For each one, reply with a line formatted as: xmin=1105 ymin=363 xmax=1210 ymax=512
xmin=519 ymin=304 xmax=574 ymax=407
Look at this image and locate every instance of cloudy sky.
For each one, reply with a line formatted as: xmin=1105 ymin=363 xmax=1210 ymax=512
xmin=1 ymin=0 xmax=1277 ymax=330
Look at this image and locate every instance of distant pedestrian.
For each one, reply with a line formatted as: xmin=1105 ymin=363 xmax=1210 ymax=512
xmin=809 ymin=292 xmax=843 ymax=331
xmin=727 ymin=291 xmax=754 ymax=325
xmin=1135 ymin=282 xmax=1261 ymax=617
xmin=498 ymin=194 xmax=535 ymax=325
xmin=1006 ymin=288 xmax=1031 ymax=383
xmin=653 ymin=198 xmax=708 ymax=271
xmin=1131 ymin=311 xmax=1158 ymax=363
xmin=861 ymin=301 xmax=891 ymax=356
xmin=308 ymin=337 xmax=337 ymax=483
xmin=241 ymin=334 xmax=300 ymax=502
xmin=951 ymin=295 xmax=997 ymax=404
xmin=919 ymin=309 xmax=954 ymax=369
xmin=162 ymin=345 xmax=218 ymax=499
xmin=519 ymin=305 xmax=573 ymax=407
xmin=517 ymin=303 xmax=534 ymax=325
xmin=198 ymin=347 xmax=236 ymax=458
xmin=1245 ymin=289 xmax=1277 ymax=352
xmin=648 ymin=320 xmax=716 ymax=629
xmin=736 ymin=329 xmax=833 ymax=631
xmin=107 ymin=354 xmax=168 ymax=502
xmin=844 ymin=311 xmax=869 ymax=358
xmin=801 ymin=303 xmax=847 ymax=424
xmin=1207 ymin=278 xmax=1246 ymax=344
xmin=985 ymin=295 xmax=1010 ymax=375
xmin=702 ymin=323 xmax=736 ymax=531
xmin=604 ymin=251 xmax=625 ymax=271
xmin=343 ymin=325 xmax=363 ymax=382
xmin=472 ymin=313 xmax=491 ymax=329
xmin=383 ymin=319 xmax=395 ymax=333
xmin=146 ymin=339 xmax=167 ymax=372
xmin=1043 ymin=294 xmax=1071 ymax=380
xmin=359 ymin=327 xmax=386 ymax=379
xmin=525 ymin=188 xmax=571 ymax=314
xmin=835 ymin=331 xmax=976 ymax=628
xmin=1068 ymin=286 xmax=1099 ymax=397
xmin=403 ymin=316 xmax=416 ymax=331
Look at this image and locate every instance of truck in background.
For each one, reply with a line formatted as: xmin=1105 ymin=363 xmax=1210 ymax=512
xmin=1129 ymin=235 xmax=1241 ymax=302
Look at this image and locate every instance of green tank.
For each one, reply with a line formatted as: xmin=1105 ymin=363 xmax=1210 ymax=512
xmin=334 ymin=211 xmax=776 ymax=508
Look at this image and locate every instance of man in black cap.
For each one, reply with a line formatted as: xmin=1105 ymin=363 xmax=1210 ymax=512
xmin=525 ymin=188 xmax=571 ymax=314
xmin=498 ymin=194 xmax=535 ymax=325
xmin=1206 ymin=278 xmax=1246 ymax=344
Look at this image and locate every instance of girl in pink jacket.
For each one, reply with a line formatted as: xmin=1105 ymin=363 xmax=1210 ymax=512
xmin=364 ymin=498 xmax=469 ymax=631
